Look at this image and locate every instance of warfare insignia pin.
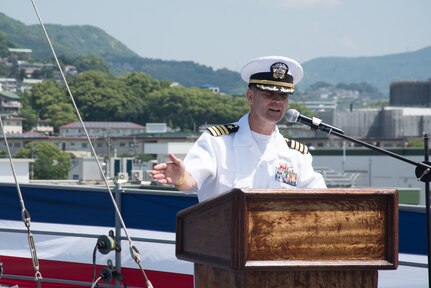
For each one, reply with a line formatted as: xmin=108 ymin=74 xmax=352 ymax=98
xmin=271 ymin=62 xmax=289 ymax=80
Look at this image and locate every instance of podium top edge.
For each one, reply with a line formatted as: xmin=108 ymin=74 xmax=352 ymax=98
xmin=238 ymin=188 xmax=398 ymax=195
xmin=181 ymin=188 xmax=398 ymax=211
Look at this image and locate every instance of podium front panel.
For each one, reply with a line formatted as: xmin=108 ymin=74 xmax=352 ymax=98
xmin=176 ymin=188 xmax=398 ymax=271
xmin=176 ymin=189 xmax=244 ymax=268
xmin=243 ymin=189 xmax=397 ymax=269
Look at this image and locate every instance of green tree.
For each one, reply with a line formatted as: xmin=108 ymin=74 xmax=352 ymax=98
xmin=70 ymin=71 xmax=131 ymax=120
xmin=69 ymin=71 xmax=168 ymax=124
xmin=71 ymin=54 xmax=110 ymax=74
xmin=18 ymin=106 xmax=39 ymax=132
xmin=28 ymin=80 xmax=76 ymax=131
xmin=31 ymin=67 xmax=54 ymax=79
xmin=117 ymin=72 xmax=167 ymax=123
xmin=120 ymin=72 xmax=166 ymax=96
xmin=14 ymin=142 xmax=71 ymax=180
xmin=0 ymin=32 xmax=10 ymax=58
xmin=0 ymin=150 xmax=7 ymax=158
xmin=0 ymin=32 xmax=11 ymax=76
xmin=145 ymin=87 xmax=248 ymax=130
xmin=406 ymin=139 xmax=424 ymax=148
xmin=46 ymin=102 xmax=78 ymax=130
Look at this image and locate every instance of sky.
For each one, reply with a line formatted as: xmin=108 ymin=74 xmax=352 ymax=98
xmin=0 ymin=0 xmax=430 ymax=72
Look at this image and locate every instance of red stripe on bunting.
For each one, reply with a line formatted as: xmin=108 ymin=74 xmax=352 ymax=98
xmin=0 ymin=256 xmax=193 ymax=288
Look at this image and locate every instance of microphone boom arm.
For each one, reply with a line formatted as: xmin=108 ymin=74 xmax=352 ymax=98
xmin=289 ymin=107 xmax=431 ymax=285
xmin=328 ymin=129 xmax=431 ymax=286
xmin=328 ymin=130 xmax=431 ymax=181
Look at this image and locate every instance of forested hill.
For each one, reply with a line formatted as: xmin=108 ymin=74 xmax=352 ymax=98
xmin=301 ymin=46 xmax=431 ymax=95
xmin=109 ymin=57 xmax=245 ymax=95
xmin=0 ymin=12 xmax=245 ymax=95
xmin=1 ymin=12 xmax=430 ymax=96
xmin=0 ymin=13 xmax=138 ymax=60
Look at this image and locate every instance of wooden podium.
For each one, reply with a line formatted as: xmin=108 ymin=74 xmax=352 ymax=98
xmin=176 ymin=188 xmax=398 ymax=288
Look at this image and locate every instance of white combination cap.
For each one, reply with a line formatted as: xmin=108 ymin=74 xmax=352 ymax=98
xmin=240 ymin=56 xmax=303 ymax=94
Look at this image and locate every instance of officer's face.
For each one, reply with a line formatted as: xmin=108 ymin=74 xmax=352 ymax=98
xmin=247 ymin=88 xmax=289 ymax=123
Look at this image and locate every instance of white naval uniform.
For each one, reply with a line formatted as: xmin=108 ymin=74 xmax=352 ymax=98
xmin=183 ymin=113 xmax=326 ymax=202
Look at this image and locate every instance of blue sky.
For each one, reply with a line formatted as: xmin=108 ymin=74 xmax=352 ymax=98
xmin=1 ymin=0 xmax=430 ymax=71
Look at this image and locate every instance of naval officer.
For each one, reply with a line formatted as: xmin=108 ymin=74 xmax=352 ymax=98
xmin=150 ymin=56 xmax=326 ymax=202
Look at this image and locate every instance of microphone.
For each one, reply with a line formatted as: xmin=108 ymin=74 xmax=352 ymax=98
xmin=286 ymin=109 xmax=344 ymax=134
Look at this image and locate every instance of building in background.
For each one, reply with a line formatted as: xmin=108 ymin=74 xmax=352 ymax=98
xmin=0 ymin=158 xmax=34 ymax=183
xmin=0 ymin=90 xmax=21 ymax=114
xmin=59 ymin=121 xmax=145 ymax=137
xmin=0 ymin=116 xmax=24 ymax=134
xmin=390 ymin=80 xmax=431 ymax=107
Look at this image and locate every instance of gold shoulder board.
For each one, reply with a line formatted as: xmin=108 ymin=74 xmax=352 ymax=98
xmin=206 ymin=124 xmax=239 ymax=136
xmin=285 ymin=138 xmax=309 ymax=154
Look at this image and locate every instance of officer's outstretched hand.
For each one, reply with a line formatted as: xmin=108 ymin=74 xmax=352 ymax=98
xmin=150 ymin=153 xmax=186 ymax=185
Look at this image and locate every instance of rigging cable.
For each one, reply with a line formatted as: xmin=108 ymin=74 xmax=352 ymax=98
xmin=29 ymin=1 xmax=153 ymax=287
xmin=0 ymin=117 xmax=42 ymax=288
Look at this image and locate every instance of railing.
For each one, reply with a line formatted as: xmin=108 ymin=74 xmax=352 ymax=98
xmin=0 ymin=184 xmax=428 ymax=287
xmin=0 ymin=183 xmax=197 ymax=288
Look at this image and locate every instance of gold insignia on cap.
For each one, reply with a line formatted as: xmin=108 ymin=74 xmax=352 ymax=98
xmin=271 ymin=62 xmax=289 ymax=80
xmin=285 ymin=138 xmax=309 ymax=154
xmin=255 ymin=84 xmax=294 ymax=93
xmin=207 ymin=124 xmax=239 ymax=136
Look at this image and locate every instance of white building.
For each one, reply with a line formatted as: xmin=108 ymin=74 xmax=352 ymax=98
xmin=34 ymin=119 xmax=54 ymax=135
xmin=20 ymin=78 xmax=43 ymax=93
xmin=0 ymin=90 xmax=21 ymax=114
xmin=59 ymin=121 xmax=145 ymax=137
xmin=68 ymin=157 xmax=104 ymax=181
xmin=0 ymin=78 xmax=18 ymax=92
xmin=0 ymin=158 xmax=35 ymax=183
xmin=146 ymin=123 xmax=167 ymax=133
xmin=144 ymin=142 xmax=194 ymax=163
xmin=0 ymin=116 xmax=24 ymax=134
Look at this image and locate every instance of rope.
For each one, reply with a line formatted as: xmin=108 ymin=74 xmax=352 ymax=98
xmin=0 ymin=117 xmax=43 ymax=284
xmin=29 ymin=0 xmax=153 ymax=286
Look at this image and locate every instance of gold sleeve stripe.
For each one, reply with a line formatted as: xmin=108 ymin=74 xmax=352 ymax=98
xmin=213 ymin=126 xmax=223 ymax=136
xmin=215 ymin=126 xmax=224 ymax=136
xmin=207 ymin=126 xmax=219 ymax=136
xmin=219 ymin=125 xmax=229 ymax=134
xmin=206 ymin=124 xmax=239 ymax=136
xmin=285 ymin=138 xmax=309 ymax=155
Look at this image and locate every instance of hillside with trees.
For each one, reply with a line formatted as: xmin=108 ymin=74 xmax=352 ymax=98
xmin=14 ymin=142 xmax=71 ymax=179
xmin=19 ymin=68 xmax=312 ymax=133
xmin=19 ymin=70 xmax=251 ymax=132
xmin=0 ymin=12 xmax=247 ymax=95
xmin=301 ymin=46 xmax=431 ymax=95
xmin=2 ymin=12 xmax=430 ymax=97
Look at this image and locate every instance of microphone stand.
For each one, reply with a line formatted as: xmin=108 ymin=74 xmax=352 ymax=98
xmin=326 ymin=129 xmax=431 ymax=286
